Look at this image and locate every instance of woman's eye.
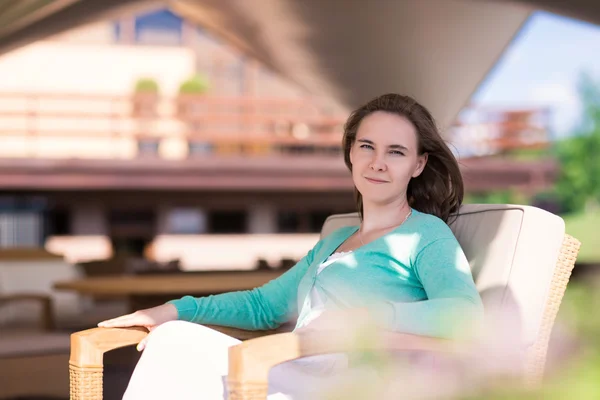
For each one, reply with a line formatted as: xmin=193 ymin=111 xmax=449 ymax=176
xmin=359 ymin=144 xmax=374 ymax=150
xmin=390 ymin=150 xmax=404 ymax=156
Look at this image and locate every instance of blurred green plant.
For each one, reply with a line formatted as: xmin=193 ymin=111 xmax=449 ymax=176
xmin=178 ymin=73 xmax=210 ymax=94
xmin=134 ymin=77 xmax=160 ymax=93
xmin=509 ymin=147 xmax=553 ymax=161
xmin=465 ymin=189 xmax=530 ymax=205
xmin=317 ymin=282 xmax=600 ymax=400
xmin=561 ymin=210 xmax=600 ymax=262
xmin=554 ymin=72 xmax=600 ymax=213
xmin=464 ymin=282 xmax=600 ymax=400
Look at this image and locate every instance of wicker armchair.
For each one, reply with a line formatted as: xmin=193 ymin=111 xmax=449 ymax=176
xmin=69 ymin=205 xmax=581 ymax=399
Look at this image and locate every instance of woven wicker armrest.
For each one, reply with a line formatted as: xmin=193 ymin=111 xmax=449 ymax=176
xmin=0 ymin=293 xmax=55 ymax=330
xmin=227 ymin=330 xmax=460 ymax=400
xmin=69 ymin=327 xmax=148 ymax=400
xmin=69 ymin=325 xmax=285 ymax=399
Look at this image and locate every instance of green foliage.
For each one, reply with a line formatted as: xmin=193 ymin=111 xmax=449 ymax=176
xmin=560 ymin=283 xmax=600 ymax=341
xmin=509 ymin=146 xmax=553 ymax=161
xmin=554 ymin=134 xmax=600 ymax=212
xmin=134 ymin=77 xmax=159 ymax=93
xmin=465 ymin=189 xmax=530 ymax=205
xmin=579 ymin=72 xmax=600 ymax=128
xmin=562 ymin=210 xmax=600 ymax=262
xmin=466 ymin=190 xmax=515 ymax=204
xmin=178 ymin=74 xmax=210 ymax=94
xmin=554 ymin=72 xmax=600 ymax=213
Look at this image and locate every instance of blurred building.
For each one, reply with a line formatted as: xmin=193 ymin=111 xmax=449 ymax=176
xmin=0 ymin=8 xmax=556 ymax=269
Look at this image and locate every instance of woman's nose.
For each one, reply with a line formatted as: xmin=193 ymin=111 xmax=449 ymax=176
xmin=369 ymin=154 xmax=386 ymax=171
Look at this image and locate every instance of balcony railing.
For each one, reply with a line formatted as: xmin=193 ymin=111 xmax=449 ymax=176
xmin=449 ymin=106 xmax=551 ymax=158
xmin=0 ymin=93 xmax=550 ymax=160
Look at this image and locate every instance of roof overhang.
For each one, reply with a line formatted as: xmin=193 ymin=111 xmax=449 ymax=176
xmin=0 ymin=1 xmax=597 ymax=128
xmin=0 ymin=157 xmax=557 ymax=193
xmin=170 ymin=0 xmax=532 ymax=128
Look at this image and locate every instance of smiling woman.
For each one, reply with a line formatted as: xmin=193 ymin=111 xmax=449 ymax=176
xmin=98 ymin=93 xmax=482 ymax=400
xmin=342 ymin=94 xmax=464 ymax=225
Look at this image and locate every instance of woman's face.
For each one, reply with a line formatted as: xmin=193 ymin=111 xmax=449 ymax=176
xmin=350 ymin=111 xmax=428 ymax=206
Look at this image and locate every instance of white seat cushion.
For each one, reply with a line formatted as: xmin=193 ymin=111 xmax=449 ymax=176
xmin=321 ymin=204 xmax=565 ymax=347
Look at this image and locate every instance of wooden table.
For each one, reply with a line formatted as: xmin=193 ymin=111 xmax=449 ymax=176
xmin=54 ymin=270 xmax=284 ymax=311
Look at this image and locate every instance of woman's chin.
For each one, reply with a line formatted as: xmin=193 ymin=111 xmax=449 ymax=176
xmin=361 ymin=196 xmax=395 ymax=206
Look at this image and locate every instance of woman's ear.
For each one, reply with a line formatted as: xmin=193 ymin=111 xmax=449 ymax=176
xmin=412 ymin=153 xmax=428 ymax=178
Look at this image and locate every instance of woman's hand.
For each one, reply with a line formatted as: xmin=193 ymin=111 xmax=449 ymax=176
xmin=98 ymin=303 xmax=178 ymax=351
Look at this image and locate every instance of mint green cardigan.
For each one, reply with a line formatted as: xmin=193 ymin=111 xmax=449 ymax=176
xmin=169 ymin=209 xmax=484 ymax=339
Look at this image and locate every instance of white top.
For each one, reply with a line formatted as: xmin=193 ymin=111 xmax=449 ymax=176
xmin=303 ymin=251 xmax=353 ymax=326
xmin=293 ymin=251 xmax=353 ymax=373
xmin=316 ymin=250 xmax=352 ymax=274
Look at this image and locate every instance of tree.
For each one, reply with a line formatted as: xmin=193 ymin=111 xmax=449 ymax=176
xmin=554 ymin=72 xmax=600 ymax=213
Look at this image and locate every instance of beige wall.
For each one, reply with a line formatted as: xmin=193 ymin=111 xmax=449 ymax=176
xmin=0 ymin=27 xmax=341 ymax=159
xmin=147 ymin=233 xmax=320 ymax=271
xmin=0 ymin=40 xmax=196 ymax=96
xmin=0 ymin=34 xmax=195 ymax=159
xmin=49 ymin=21 xmax=116 ymax=45
xmin=0 ymin=17 xmax=339 ymax=102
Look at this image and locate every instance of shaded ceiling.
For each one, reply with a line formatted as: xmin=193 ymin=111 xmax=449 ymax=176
xmin=0 ymin=0 xmax=598 ymax=128
xmin=170 ymin=0 xmax=531 ymax=128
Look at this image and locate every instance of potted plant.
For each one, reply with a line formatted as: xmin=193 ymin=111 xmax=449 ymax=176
xmin=132 ymin=77 xmax=159 ymax=117
xmin=176 ymin=73 xmax=211 ymax=156
xmin=132 ymin=77 xmax=161 ymax=157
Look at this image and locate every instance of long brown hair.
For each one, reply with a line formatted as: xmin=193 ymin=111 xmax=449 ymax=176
xmin=342 ymin=93 xmax=463 ymax=223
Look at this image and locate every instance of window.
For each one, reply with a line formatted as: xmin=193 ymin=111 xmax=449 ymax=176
xmin=277 ymin=211 xmax=300 ymax=233
xmin=0 ymin=212 xmax=43 ymax=248
xmin=309 ymin=211 xmax=332 ymax=233
xmin=208 ymin=211 xmax=247 ymax=234
xmin=109 ymin=209 xmax=155 ymax=257
xmin=114 ymin=9 xmax=184 ymax=46
xmin=277 ymin=210 xmax=334 ymax=233
xmin=46 ymin=209 xmax=71 ymax=236
xmin=0 ymin=196 xmax=47 ymax=248
xmin=109 ymin=209 xmax=155 ymax=239
xmin=110 ymin=210 xmax=155 ymax=225
xmin=166 ymin=208 xmax=207 ymax=234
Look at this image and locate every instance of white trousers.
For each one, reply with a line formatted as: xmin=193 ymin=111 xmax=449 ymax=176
xmin=122 ymin=321 xmax=370 ymax=400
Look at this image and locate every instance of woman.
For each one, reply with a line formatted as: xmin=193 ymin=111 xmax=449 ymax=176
xmin=99 ymin=93 xmax=484 ymax=399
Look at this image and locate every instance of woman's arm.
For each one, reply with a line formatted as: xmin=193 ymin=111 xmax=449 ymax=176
xmin=167 ymin=244 xmax=320 ymax=330
xmin=382 ymin=237 xmax=484 ymax=339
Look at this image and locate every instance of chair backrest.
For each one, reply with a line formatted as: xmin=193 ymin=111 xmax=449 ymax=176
xmin=321 ymin=203 xmax=580 ymax=384
xmin=0 ymin=250 xmax=83 ymax=329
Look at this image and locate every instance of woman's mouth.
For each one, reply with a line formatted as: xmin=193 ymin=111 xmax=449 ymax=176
xmin=365 ymin=177 xmax=388 ymax=184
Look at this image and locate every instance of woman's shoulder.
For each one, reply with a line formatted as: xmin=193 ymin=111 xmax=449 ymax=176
xmin=313 ymin=225 xmax=357 ymax=247
xmin=321 ymin=225 xmax=358 ymax=241
xmin=409 ymin=209 xmax=458 ymax=243
xmin=306 ymin=225 xmax=357 ymax=259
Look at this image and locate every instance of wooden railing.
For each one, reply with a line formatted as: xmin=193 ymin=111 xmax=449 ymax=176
xmin=449 ymin=107 xmax=551 ymax=157
xmin=0 ymin=93 xmax=550 ymax=160
xmin=0 ymin=93 xmax=345 ymax=159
